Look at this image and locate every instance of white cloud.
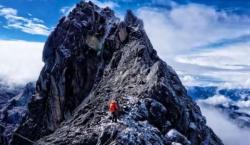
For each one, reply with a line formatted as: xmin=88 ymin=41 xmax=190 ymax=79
xmin=180 ymin=74 xmax=197 ymax=86
xmin=32 ymin=17 xmax=44 ymax=23
xmin=178 ymin=71 xmax=224 ymax=87
xmin=0 ymin=7 xmax=17 ymax=16
xmin=0 ymin=40 xmax=44 ymax=85
xmin=136 ymin=3 xmax=250 ymax=88
xmin=198 ymin=95 xmax=231 ymax=105
xmin=236 ymin=100 xmax=250 ymax=108
xmin=176 ymin=42 xmax=250 ymax=70
xmin=200 ymin=71 xmax=250 ymax=89
xmin=60 ymin=6 xmax=75 ymax=16
xmin=174 ymin=41 xmax=250 ymax=88
xmin=199 ymin=104 xmax=250 ymax=145
xmin=137 ymin=4 xmax=250 ymax=57
xmin=177 ymin=72 xmax=205 ymax=86
xmin=244 ymin=79 xmax=250 ymax=88
xmin=0 ymin=6 xmax=51 ymax=36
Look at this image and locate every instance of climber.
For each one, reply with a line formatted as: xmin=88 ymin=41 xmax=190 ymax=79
xmin=108 ymin=99 xmax=119 ymax=122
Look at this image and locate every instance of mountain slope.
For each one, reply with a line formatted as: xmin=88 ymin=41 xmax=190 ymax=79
xmin=0 ymin=82 xmax=35 ymax=145
xmin=11 ymin=1 xmax=223 ymax=145
xmin=0 ymin=82 xmax=23 ymax=109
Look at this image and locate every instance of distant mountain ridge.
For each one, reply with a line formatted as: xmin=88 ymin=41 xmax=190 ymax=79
xmin=0 ymin=82 xmax=35 ymax=145
xmin=187 ymin=86 xmax=250 ymax=128
xmin=188 ymin=86 xmax=250 ymax=101
xmin=0 ymin=82 xmax=24 ymax=109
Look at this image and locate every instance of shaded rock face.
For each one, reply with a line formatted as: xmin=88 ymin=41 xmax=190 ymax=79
xmin=12 ymin=1 xmax=223 ymax=145
xmin=0 ymin=82 xmax=35 ymax=145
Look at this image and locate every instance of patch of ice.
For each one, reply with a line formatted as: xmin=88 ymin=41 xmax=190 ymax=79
xmin=167 ymin=129 xmax=179 ymax=138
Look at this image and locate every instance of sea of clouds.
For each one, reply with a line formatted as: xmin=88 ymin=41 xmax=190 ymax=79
xmin=199 ymin=103 xmax=250 ymax=145
xmin=0 ymin=40 xmax=44 ymax=85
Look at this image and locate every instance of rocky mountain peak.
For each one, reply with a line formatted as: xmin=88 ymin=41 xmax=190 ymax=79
xmin=11 ymin=1 xmax=223 ymax=145
xmin=124 ymin=10 xmax=143 ymax=28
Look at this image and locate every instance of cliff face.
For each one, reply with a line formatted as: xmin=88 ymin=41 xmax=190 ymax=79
xmin=12 ymin=1 xmax=223 ymax=145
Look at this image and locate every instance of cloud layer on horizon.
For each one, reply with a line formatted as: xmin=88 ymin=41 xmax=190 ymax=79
xmin=136 ymin=3 xmax=250 ymax=88
xmin=199 ymin=103 xmax=250 ymax=145
xmin=0 ymin=40 xmax=44 ymax=85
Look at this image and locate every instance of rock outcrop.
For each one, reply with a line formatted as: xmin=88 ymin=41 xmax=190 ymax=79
xmin=11 ymin=1 xmax=223 ymax=145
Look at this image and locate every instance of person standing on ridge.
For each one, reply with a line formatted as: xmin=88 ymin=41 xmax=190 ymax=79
xmin=108 ymin=99 xmax=119 ymax=122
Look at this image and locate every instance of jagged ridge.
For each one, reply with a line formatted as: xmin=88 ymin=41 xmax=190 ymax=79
xmin=11 ymin=1 xmax=223 ymax=145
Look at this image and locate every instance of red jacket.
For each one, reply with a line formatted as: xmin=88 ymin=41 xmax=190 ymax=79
xmin=109 ymin=102 xmax=118 ymax=113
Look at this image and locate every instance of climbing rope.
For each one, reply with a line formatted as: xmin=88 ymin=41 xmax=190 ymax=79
xmin=13 ymin=132 xmax=35 ymax=144
xmin=0 ymin=123 xmax=5 ymax=128
xmin=102 ymin=125 xmax=117 ymax=145
xmin=0 ymin=122 xmax=35 ymax=144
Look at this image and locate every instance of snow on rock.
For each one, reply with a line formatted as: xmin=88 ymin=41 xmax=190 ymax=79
xmin=165 ymin=129 xmax=191 ymax=145
xmin=172 ymin=142 xmax=182 ymax=145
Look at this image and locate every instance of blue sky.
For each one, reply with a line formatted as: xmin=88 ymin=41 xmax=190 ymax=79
xmin=0 ymin=0 xmax=79 ymax=41
xmin=1 ymin=0 xmax=250 ymax=88
xmin=1 ymin=0 xmax=250 ymax=42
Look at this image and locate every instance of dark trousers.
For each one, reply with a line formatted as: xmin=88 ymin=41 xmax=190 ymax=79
xmin=111 ymin=112 xmax=118 ymax=122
